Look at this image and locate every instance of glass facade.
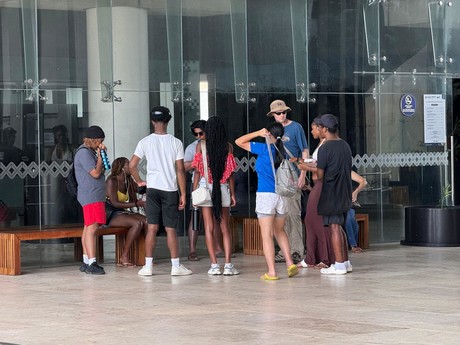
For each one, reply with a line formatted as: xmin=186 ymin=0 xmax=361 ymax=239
xmin=1 ymin=0 xmax=459 ymax=264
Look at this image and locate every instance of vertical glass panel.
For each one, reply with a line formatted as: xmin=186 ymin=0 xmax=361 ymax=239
xmin=230 ymin=0 xmax=250 ymax=103
xmin=21 ymin=0 xmax=38 ymax=84
xmin=290 ymin=0 xmax=308 ymax=103
xmin=428 ymin=0 xmax=446 ymax=68
xmin=307 ymin=1 xmax=370 ymax=92
xmin=381 ymin=0 xmax=438 ymax=73
xmin=165 ymin=0 xmax=183 ymax=103
xmin=363 ymin=0 xmax=380 ymax=67
xmin=445 ymin=0 xmax=460 ymax=72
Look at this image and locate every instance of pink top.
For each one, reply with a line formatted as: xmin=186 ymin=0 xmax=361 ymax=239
xmin=191 ymin=153 xmax=237 ymax=184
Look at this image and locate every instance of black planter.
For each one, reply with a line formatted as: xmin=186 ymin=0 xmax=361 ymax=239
xmin=401 ymin=206 xmax=460 ymax=247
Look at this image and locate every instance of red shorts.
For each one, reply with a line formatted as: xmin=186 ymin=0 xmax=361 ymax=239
xmin=82 ymin=202 xmax=106 ymax=226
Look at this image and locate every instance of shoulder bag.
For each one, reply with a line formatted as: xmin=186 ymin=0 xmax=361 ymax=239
xmin=191 ymin=141 xmax=212 ymax=206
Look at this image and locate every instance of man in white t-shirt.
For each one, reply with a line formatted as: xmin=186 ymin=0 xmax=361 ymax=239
xmin=130 ymin=106 xmax=192 ymax=276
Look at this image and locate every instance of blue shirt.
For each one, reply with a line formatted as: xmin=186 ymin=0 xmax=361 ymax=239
xmin=282 ymin=121 xmax=308 ymax=158
xmin=250 ymin=142 xmax=276 ymax=193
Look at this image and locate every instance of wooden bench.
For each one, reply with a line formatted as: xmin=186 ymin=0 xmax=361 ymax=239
xmin=0 ymin=225 xmax=145 ymax=275
xmin=243 ymin=213 xmax=370 ymax=256
xmin=355 ymin=213 xmax=369 ymax=249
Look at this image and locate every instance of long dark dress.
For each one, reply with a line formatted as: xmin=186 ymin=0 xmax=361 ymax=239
xmin=305 ymin=179 xmax=335 ymax=266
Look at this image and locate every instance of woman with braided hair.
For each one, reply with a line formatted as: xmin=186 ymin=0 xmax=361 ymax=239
xmin=106 ymin=157 xmax=147 ymax=267
xmin=192 ymin=116 xmax=238 ymax=276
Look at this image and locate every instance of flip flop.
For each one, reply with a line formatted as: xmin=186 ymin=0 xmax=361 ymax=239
xmin=188 ymin=253 xmax=200 ymax=261
xmin=314 ymin=262 xmax=329 ymax=269
xmin=287 ymin=264 xmax=299 ymax=278
xmin=260 ymin=273 xmax=280 ymax=281
xmin=351 ymin=246 xmax=363 ymax=253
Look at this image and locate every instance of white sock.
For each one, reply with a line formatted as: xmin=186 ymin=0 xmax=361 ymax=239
xmin=211 ymin=263 xmax=220 ymax=269
xmin=83 ymin=254 xmax=89 ymax=264
xmin=144 ymin=257 xmax=153 ymax=267
xmin=224 ymin=263 xmax=233 ymax=268
xmin=334 ymin=262 xmax=346 ymax=271
xmin=171 ymin=258 xmax=180 ymax=267
xmin=88 ymin=257 xmax=96 ymax=265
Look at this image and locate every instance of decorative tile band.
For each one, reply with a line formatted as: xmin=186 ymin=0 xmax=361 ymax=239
xmin=0 ymin=152 xmax=448 ymax=179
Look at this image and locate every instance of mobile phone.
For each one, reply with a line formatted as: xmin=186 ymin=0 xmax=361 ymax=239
xmin=304 ymin=158 xmax=315 ymax=163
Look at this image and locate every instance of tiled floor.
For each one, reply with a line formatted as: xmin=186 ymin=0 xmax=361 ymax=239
xmin=1 ymin=242 xmax=460 ymax=344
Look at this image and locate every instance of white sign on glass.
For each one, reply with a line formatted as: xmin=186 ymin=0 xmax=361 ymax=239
xmin=423 ymin=94 xmax=446 ymax=145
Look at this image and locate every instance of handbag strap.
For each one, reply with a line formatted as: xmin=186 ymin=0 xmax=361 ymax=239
xmin=201 ymin=141 xmax=210 ymax=190
xmin=265 ymin=137 xmax=277 ymax=181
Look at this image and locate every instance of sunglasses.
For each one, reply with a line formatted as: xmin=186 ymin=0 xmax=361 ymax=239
xmin=194 ymin=131 xmax=204 ymax=137
xmin=273 ymin=111 xmax=286 ymax=115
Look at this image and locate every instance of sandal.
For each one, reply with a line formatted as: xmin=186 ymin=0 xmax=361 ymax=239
xmin=314 ymin=262 xmax=329 ymax=269
xmin=187 ymin=253 xmax=200 ymax=261
xmin=351 ymin=246 xmax=363 ymax=253
xmin=260 ymin=273 xmax=280 ymax=281
xmin=117 ymin=261 xmax=136 ymax=267
xmin=287 ymin=264 xmax=299 ymax=278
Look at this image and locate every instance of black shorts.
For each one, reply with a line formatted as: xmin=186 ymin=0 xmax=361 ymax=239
xmin=146 ymin=188 xmax=180 ymax=229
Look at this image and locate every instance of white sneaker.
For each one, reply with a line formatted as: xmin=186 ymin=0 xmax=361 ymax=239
xmin=208 ymin=266 xmax=222 ymax=275
xmin=223 ymin=265 xmax=239 ymax=276
xmin=346 ymin=263 xmax=353 ymax=273
xmin=298 ymin=259 xmax=308 ymax=268
xmin=171 ymin=264 xmax=192 ymax=276
xmin=138 ymin=265 xmax=153 ymax=276
xmin=320 ymin=264 xmax=347 ymax=275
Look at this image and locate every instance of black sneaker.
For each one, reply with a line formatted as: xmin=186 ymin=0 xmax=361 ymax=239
xmin=79 ymin=263 xmax=88 ymax=272
xmin=85 ymin=262 xmax=105 ymax=275
xmin=292 ymin=252 xmax=302 ymax=264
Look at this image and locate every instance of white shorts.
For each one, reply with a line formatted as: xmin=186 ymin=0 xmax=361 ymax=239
xmin=197 ymin=182 xmax=231 ymax=207
xmin=255 ymin=192 xmax=287 ymax=217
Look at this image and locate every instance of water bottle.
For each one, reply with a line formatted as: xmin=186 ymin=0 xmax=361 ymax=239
xmin=100 ymin=149 xmax=111 ymax=170
xmin=192 ymin=207 xmax=200 ymax=231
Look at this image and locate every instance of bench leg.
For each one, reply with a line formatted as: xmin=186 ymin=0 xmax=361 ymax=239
xmin=74 ymin=237 xmax=104 ymax=263
xmin=0 ymin=233 xmax=21 ymax=275
xmin=115 ymin=234 xmax=145 ymax=266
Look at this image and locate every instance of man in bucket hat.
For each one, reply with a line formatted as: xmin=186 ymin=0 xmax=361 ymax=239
xmin=267 ymin=100 xmax=309 ymax=264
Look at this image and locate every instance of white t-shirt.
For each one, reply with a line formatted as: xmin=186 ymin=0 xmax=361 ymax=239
xmin=133 ymin=133 xmax=184 ymax=191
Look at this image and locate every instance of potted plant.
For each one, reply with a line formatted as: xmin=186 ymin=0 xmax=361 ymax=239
xmin=402 ymin=184 xmax=460 ymax=246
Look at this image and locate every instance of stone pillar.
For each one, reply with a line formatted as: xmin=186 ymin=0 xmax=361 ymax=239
xmin=86 ymin=6 xmax=149 ymax=160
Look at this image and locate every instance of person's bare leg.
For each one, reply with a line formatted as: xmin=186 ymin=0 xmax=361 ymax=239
xmin=213 ymin=219 xmax=224 ymax=254
xmin=258 ymin=216 xmax=276 ymax=277
xmin=330 ymin=223 xmax=344 ymax=262
xmin=201 ymin=207 xmax=217 ymax=264
xmin=340 ymin=225 xmax=349 ymax=261
xmin=165 ymin=227 xmax=179 ymax=259
xmin=109 ymin=215 xmax=142 ymax=264
xmin=84 ymin=222 xmax=98 ymax=259
xmin=187 ymin=213 xmax=199 ymax=259
xmin=145 ymin=224 xmax=159 ymax=258
xmin=220 ymin=207 xmax=232 ymax=263
xmin=273 ymin=216 xmax=294 ymax=268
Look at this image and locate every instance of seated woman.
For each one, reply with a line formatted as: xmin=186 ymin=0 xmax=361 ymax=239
xmin=106 ymin=157 xmax=147 ymax=266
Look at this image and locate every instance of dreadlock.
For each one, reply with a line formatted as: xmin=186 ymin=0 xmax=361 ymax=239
xmin=205 ymin=116 xmax=229 ymax=221
xmin=266 ymin=122 xmax=286 ymax=168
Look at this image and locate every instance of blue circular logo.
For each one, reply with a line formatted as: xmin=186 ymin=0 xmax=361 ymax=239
xmin=400 ymin=94 xmax=416 ymax=117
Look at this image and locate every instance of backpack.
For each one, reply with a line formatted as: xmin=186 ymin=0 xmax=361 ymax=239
xmin=266 ymin=138 xmax=299 ymax=197
xmin=65 ymin=146 xmax=90 ymax=198
xmin=275 ymin=158 xmax=299 ymax=197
